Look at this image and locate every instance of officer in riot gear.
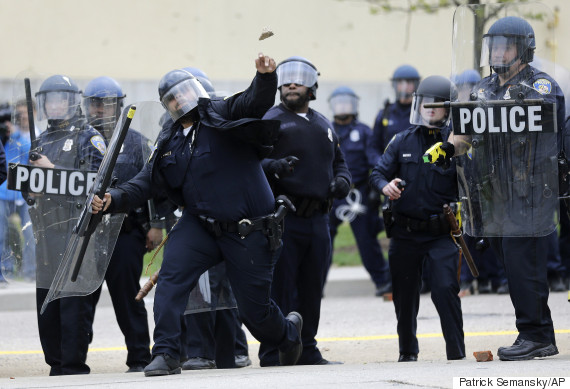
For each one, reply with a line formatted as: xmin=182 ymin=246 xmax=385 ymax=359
xmin=176 ymin=68 xmax=252 ymax=370
xmin=91 ymin=53 xmax=303 ymax=377
xmin=370 ymin=75 xmax=465 ymax=362
xmin=31 ymin=74 xmax=106 ymax=375
xmin=258 ymin=56 xmax=351 ymax=366
xmin=326 ymin=86 xmax=390 ymax=296
xmin=370 ymin=64 xmax=421 ymax=163
xmin=83 ymin=76 xmax=160 ymax=373
xmin=434 ymin=15 xmax=565 ymax=361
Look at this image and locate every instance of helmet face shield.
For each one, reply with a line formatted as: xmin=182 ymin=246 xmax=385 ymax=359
xmin=161 ymin=78 xmax=209 ymax=122
xmin=277 ymin=61 xmax=318 ymax=88
xmin=37 ymin=91 xmax=81 ymax=121
xmin=84 ymin=96 xmax=122 ymax=137
xmin=329 ymin=94 xmax=358 ymax=116
xmin=481 ymin=35 xmax=522 ymax=68
xmin=410 ymin=95 xmax=450 ymax=128
xmin=392 ymin=79 xmax=420 ymax=100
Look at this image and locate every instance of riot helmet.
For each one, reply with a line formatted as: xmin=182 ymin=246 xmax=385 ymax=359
xmin=35 ymin=75 xmax=82 ymax=122
xmin=158 ymin=69 xmax=210 ymax=122
xmin=410 ymin=75 xmax=457 ymax=128
xmin=183 ymin=67 xmax=216 ymax=97
xmin=391 ymin=65 xmax=420 ymax=101
xmin=480 ymin=16 xmax=536 ymax=74
xmin=276 ymin=56 xmax=319 ymax=100
xmin=83 ymin=76 xmax=126 ymax=138
xmin=454 ymin=69 xmax=481 ymax=102
xmin=328 ymin=86 xmax=359 ymax=118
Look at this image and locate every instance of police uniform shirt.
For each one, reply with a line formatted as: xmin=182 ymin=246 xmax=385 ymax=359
xmin=113 ymin=130 xmax=150 ymax=186
xmin=370 ymin=125 xmax=457 ymax=220
xmin=110 ymin=72 xmax=279 ymax=222
xmin=263 ymin=104 xmax=351 ymax=200
xmin=370 ymin=101 xmax=413 ymax=163
xmin=38 ymin=123 xmax=106 ymax=171
xmin=332 ymin=119 xmax=375 ymax=186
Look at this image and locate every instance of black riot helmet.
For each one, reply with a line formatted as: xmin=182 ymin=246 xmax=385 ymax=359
xmin=83 ymin=76 xmax=126 ymax=138
xmin=35 ymin=75 xmax=82 ymax=122
xmin=183 ymin=67 xmax=216 ymax=97
xmin=158 ymin=69 xmax=210 ymax=122
xmin=481 ymin=16 xmax=536 ymax=74
xmin=410 ymin=75 xmax=458 ymax=128
xmin=276 ymin=56 xmax=320 ymax=100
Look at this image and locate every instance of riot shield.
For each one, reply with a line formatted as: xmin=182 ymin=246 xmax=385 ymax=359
xmin=1 ymin=72 xmax=46 ymax=284
xmin=184 ymin=263 xmax=238 ymax=314
xmin=39 ymin=101 xmax=164 ymax=313
xmin=451 ymin=3 xmax=560 ymax=237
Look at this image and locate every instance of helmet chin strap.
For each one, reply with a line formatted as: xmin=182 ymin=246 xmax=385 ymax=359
xmin=491 ymin=55 xmax=521 ymax=75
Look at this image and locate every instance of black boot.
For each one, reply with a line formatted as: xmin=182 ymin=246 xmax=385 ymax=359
xmin=279 ymin=312 xmax=303 ymax=366
xmin=497 ymin=339 xmax=558 ymax=361
xmin=144 ymin=354 xmax=181 ymax=377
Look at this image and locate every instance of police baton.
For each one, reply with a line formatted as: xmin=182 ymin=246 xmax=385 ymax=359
xmin=135 ymin=269 xmax=159 ymax=301
xmin=443 ymin=204 xmax=479 ymax=280
xmin=24 ymin=78 xmax=40 ymax=160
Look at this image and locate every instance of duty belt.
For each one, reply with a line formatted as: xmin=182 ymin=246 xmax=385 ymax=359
xmin=393 ymin=213 xmax=450 ymax=236
xmin=198 ymin=204 xmax=288 ymax=251
xmin=287 ymin=195 xmax=332 ymax=218
xmin=199 ymin=215 xmax=270 ymax=238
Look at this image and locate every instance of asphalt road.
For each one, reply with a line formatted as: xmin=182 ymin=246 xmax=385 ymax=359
xmin=0 ymin=266 xmax=569 ymax=388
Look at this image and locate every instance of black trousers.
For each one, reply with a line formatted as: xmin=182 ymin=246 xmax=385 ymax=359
xmin=92 ymin=228 xmax=151 ymax=368
xmin=36 ymin=288 xmax=96 ymax=376
xmin=259 ymin=212 xmax=331 ymax=366
xmin=388 ymin=226 xmax=465 ymax=359
xmin=489 ymin=235 xmax=555 ymax=345
xmin=152 ymin=211 xmax=300 ymax=361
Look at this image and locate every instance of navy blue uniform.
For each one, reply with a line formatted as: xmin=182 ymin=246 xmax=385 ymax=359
xmin=108 ymin=72 xmax=301 ymax=363
xmin=475 ymin=66 xmax=565 ymax=345
xmin=258 ymin=104 xmax=351 ymax=366
xmin=91 ymin=129 xmax=152 ymax=370
xmin=370 ymin=125 xmax=465 ymax=360
xmin=328 ymin=119 xmax=389 ymax=290
xmin=369 ymin=101 xmax=413 ymax=163
xmin=33 ymin=120 xmax=105 ymax=375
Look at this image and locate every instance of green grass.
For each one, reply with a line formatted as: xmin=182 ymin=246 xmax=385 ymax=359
xmin=142 ymin=222 xmax=387 ymax=275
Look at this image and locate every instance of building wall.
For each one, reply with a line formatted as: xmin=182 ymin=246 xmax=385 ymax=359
xmin=1 ymin=0 xmax=568 ymax=126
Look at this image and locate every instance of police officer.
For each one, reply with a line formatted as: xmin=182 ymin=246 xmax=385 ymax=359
xmin=369 ymin=64 xmax=420 ymax=163
xmin=31 ymin=74 xmax=106 ymax=375
xmin=92 ymin=53 xmax=303 ymax=377
xmin=326 ymin=86 xmax=390 ymax=296
xmin=177 ymin=67 xmax=252 ymax=370
xmin=436 ymin=16 xmax=564 ymax=360
xmin=370 ymin=75 xmax=465 ymax=362
xmin=258 ymin=56 xmax=351 ymax=366
xmin=83 ymin=76 xmax=161 ymax=373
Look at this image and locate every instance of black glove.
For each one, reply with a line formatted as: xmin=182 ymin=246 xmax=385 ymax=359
xmin=266 ymin=156 xmax=299 ymax=178
xmin=436 ymin=142 xmax=455 ymax=169
xmin=275 ymin=194 xmax=296 ymax=213
xmin=329 ymin=177 xmax=350 ymax=199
